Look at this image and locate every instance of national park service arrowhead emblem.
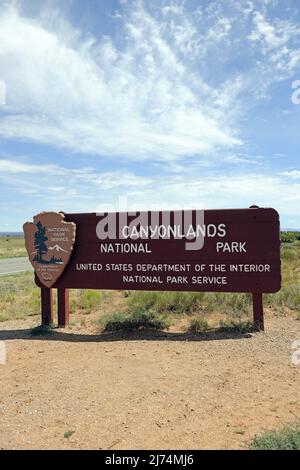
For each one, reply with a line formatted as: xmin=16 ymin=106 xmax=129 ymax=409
xmin=23 ymin=212 xmax=76 ymax=287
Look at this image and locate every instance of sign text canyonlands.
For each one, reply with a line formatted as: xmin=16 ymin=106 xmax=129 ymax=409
xmin=24 ymin=207 xmax=281 ymax=330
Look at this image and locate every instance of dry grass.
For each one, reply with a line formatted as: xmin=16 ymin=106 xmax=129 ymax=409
xmin=0 ymin=236 xmax=26 ymax=259
xmin=0 ymin=272 xmax=41 ymax=322
xmin=0 ymin=240 xmax=299 ymax=329
xmin=0 ymin=272 xmax=104 ymax=323
xmin=265 ymin=242 xmax=300 ymax=314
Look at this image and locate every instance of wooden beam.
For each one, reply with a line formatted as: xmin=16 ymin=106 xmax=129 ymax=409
xmin=252 ymin=292 xmax=264 ymax=331
xmin=41 ymin=288 xmax=53 ymax=326
xmin=57 ymin=288 xmax=69 ymax=327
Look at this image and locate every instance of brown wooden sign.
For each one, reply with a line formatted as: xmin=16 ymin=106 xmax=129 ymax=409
xmin=26 ymin=207 xmax=281 ymax=330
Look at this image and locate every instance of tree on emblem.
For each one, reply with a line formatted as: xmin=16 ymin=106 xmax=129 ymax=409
xmin=33 ymin=221 xmax=48 ymax=262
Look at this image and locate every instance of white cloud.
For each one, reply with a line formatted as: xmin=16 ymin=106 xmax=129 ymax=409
xmin=249 ymin=12 xmax=288 ymax=50
xmin=0 ymin=4 xmax=241 ymax=161
xmin=1 ymin=157 xmax=300 ymax=223
xmin=0 ymin=159 xmax=62 ymax=174
xmin=1 ymin=2 xmax=299 ymax=163
xmin=248 ymin=10 xmax=300 ymax=76
xmin=0 ymin=158 xmax=153 ymax=193
xmin=161 ymin=2 xmax=185 ymax=16
xmin=280 ymin=170 xmax=300 ymax=179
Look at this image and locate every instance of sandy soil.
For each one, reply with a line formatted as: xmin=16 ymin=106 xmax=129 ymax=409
xmin=0 ymin=315 xmax=300 ymax=450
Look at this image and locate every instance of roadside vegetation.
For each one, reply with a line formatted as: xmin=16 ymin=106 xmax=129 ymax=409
xmin=0 ymin=235 xmax=26 ymax=259
xmin=266 ymin=241 xmax=300 ymax=314
xmin=0 ymin=272 xmax=40 ymax=322
xmin=249 ymin=422 xmax=300 ymax=450
xmin=0 ymin=235 xmax=299 ymax=331
xmin=281 ymin=231 xmax=300 ymax=243
xmin=0 ymin=271 xmax=104 ymax=323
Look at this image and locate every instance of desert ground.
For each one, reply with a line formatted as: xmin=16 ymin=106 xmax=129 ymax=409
xmin=0 ymin=312 xmax=299 ymax=450
xmin=0 ymin=237 xmax=300 ymax=449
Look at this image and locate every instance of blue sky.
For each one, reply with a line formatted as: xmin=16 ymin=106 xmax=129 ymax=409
xmin=0 ymin=0 xmax=300 ymax=230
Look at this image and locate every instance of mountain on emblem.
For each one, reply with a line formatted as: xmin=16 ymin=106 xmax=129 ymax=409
xmin=48 ymin=244 xmax=68 ymax=253
xmin=23 ymin=212 xmax=76 ymax=287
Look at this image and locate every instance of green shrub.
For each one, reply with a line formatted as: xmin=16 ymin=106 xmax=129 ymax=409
xmin=203 ymin=292 xmax=252 ymax=316
xmin=281 ymin=232 xmax=300 ymax=244
xmin=70 ymin=289 xmax=102 ymax=312
xmin=127 ymin=291 xmax=160 ymax=311
xmin=219 ymin=319 xmax=254 ymax=334
xmin=189 ymin=316 xmax=209 ymax=333
xmin=127 ymin=291 xmax=254 ymax=322
xmin=100 ymin=309 xmax=169 ymax=332
xmin=128 ymin=291 xmax=204 ymax=314
xmin=250 ymin=423 xmax=300 ymax=450
xmin=281 ymin=243 xmax=300 ymax=262
xmin=266 ymin=285 xmax=300 ymax=311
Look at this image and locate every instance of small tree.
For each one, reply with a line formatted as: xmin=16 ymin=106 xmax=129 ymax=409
xmin=34 ymin=221 xmax=48 ymax=262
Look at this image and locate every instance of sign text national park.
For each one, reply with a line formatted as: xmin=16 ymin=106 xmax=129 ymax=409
xmin=24 ymin=207 xmax=281 ymax=330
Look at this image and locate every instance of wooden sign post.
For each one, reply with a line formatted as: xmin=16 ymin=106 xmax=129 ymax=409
xmin=24 ymin=207 xmax=281 ymax=331
xmin=252 ymin=292 xmax=264 ymax=331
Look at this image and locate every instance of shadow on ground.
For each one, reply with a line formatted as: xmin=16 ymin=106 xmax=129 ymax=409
xmin=0 ymin=327 xmax=254 ymax=343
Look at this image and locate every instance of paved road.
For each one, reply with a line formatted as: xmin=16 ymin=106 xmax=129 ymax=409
xmin=0 ymin=257 xmax=32 ymax=276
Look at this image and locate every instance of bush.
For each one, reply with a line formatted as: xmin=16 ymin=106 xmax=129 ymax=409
xmin=100 ymin=309 xmax=169 ymax=332
xmin=219 ymin=319 xmax=254 ymax=334
xmin=250 ymin=423 xmax=300 ymax=450
xmin=281 ymin=243 xmax=300 ymax=262
xmin=126 ymin=291 xmax=255 ymax=326
xmin=189 ymin=316 xmax=209 ymax=333
xmin=266 ymin=285 xmax=300 ymax=311
xmin=281 ymin=232 xmax=300 ymax=244
xmin=128 ymin=291 xmax=204 ymax=314
xmin=70 ymin=289 xmax=102 ymax=313
xmin=127 ymin=291 xmax=160 ymax=311
xmin=202 ymin=292 xmax=252 ymax=317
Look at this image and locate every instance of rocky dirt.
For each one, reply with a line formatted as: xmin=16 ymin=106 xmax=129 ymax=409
xmin=0 ymin=315 xmax=300 ymax=450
